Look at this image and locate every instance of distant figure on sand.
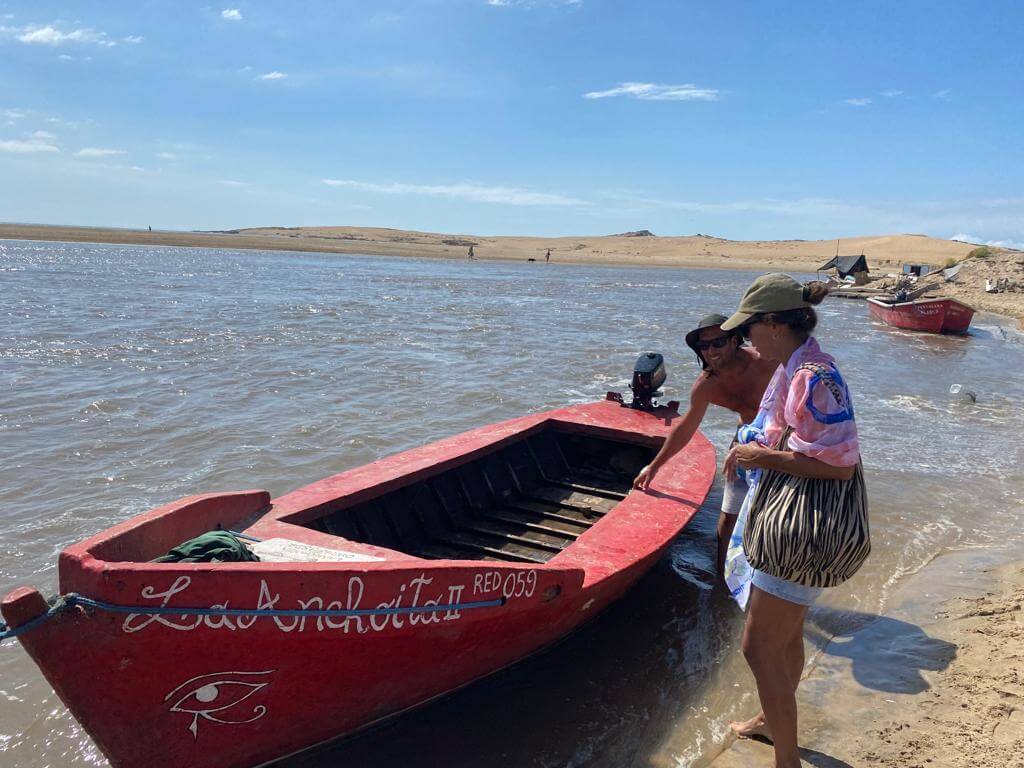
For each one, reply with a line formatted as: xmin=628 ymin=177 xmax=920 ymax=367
xmin=545 ymin=248 xmax=551 ymax=263
xmin=468 ymin=245 xmax=475 ymax=260
xmin=633 ymin=313 xmax=776 ymax=580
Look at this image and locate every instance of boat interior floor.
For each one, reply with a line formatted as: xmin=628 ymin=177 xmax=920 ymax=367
xmin=301 ymin=430 xmax=656 ymax=564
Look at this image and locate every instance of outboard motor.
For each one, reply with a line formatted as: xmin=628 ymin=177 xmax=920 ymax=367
xmin=607 ymin=352 xmax=677 ymax=411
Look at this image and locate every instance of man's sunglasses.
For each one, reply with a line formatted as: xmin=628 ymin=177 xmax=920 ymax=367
xmin=695 ymin=336 xmax=732 ymax=352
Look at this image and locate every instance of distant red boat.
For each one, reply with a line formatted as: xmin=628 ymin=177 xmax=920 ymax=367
xmin=867 ymin=296 xmax=975 ymax=334
xmin=2 ymin=399 xmax=714 ymax=768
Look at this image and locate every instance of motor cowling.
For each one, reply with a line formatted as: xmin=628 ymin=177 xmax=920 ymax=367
xmin=630 ymin=352 xmax=666 ymax=407
xmin=606 ymin=352 xmax=675 ymax=411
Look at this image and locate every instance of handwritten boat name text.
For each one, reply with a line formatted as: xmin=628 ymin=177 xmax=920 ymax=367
xmin=121 ymin=572 xmax=525 ymax=635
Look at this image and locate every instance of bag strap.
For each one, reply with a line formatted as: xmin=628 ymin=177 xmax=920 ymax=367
xmin=773 ymin=424 xmax=793 ymax=450
xmin=769 ymin=364 xmax=844 ymax=452
xmin=797 ymin=362 xmax=845 ymax=406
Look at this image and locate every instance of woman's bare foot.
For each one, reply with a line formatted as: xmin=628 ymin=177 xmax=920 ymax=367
xmin=729 ymin=712 xmax=773 ymax=742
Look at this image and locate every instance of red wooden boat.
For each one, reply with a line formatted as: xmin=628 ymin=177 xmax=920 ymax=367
xmin=867 ymin=296 xmax=975 ymax=334
xmin=2 ymin=399 xmax=714 ymax=768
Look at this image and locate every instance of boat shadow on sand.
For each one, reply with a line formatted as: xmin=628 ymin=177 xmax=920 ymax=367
xmin=280 ymin=482 xmax=749 ymax=768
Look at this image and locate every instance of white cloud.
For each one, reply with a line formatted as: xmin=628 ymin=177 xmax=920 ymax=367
xmin=880 ymin=89 xmax=903 ymax=97
xmin=0 ymin=138 xmax=59 ymax=153
xmin=634 ymin=195 xmax=871 ymax=218
xmin=844 ymin=98 xmax=872 ymax=106
xmin=6 ymin=24 xmax=117 ymax=47
xmin=122 ymin=35 xmax=143 ymax=44
xmin=31 ymin=130 xmax=56 ymax=140
xmin=487 ymin=0 xmax=582 ymax=6
xmin=583 ymin=82 xmax=719 ymax=101
xmin=4 ymin=109 xmax=27 ymax=120
xmin=156 ymin=152 xmax=176 ymax=160
xmin=220 ymin=179 xmax=248 ymax=187
xmin=950 ymin=233 xmax=1024 ymax=251
xmin=256 ymin=71 xmax=287 ymax=81
xmin=77 ymin=147 xmax=126 ymax=157
xmin=322 ymin=178 xmax=587 ymax=206
xmin=221 ymin=9 xmax=243 ymax=21
xmin=58 ymin=53 xmax=73 ymax=60
xmin=933 ymin=88 xmax=951 ymax=99
xmin=70 ymin=162 xmax=146 ymax=176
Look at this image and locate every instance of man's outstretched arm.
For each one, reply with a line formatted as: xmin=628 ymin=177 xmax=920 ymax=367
xmin=633 ymin=381 xmax=710 ymax=490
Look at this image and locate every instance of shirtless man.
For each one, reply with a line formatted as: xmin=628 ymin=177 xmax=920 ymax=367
xmin=633 ymin=313 xmax=777 ymax=580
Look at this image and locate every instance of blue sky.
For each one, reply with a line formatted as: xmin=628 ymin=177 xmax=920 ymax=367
xmin=1 ymin=1 xmax=1022 ymax=244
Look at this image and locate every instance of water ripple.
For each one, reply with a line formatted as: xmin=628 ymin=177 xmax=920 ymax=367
xmin=1 ymin=239 xmax=1022 ymax=767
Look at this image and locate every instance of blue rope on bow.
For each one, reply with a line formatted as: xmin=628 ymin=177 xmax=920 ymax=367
xmin=1 ymin=592 xmax=505 ymax=645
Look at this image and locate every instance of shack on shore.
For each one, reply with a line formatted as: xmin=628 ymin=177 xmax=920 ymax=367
xmin=818 ymin=254 xmax=870 ymax=285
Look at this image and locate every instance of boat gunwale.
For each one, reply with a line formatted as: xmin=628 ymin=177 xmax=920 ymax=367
xmin=866 ymin=296 xmax=975 ymax=311
xmin=49 ymin=401 xmax=714 ymax=595
xmin=2 ymin=400 xmax=717 ymax=768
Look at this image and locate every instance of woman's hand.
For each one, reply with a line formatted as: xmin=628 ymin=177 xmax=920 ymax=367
xmin=724 ymin=443 xmax=768 ymax=480
xmin=633 ymin=464 xmax=657 ymax=490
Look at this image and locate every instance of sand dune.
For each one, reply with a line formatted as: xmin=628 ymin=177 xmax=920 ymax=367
xmin=220 ymin=226 xmax=981 ymax=273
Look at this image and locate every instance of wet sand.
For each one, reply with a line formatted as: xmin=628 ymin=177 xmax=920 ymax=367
xmin=711 ymin=551 xmax=1024 ymax=768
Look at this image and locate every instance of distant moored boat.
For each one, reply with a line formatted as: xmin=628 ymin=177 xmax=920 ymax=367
xmin=867 ymin=296 xmax=975 ymax=334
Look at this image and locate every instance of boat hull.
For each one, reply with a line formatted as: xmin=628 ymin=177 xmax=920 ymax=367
xmin=867 ymin=296 xmax=975 ymax=334
xmin=2 ymin=400 xmax=715 ymax=768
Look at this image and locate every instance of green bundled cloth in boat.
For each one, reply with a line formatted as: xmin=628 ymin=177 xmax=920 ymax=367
xmin=152 ymin=531 xmax=260 ymax=563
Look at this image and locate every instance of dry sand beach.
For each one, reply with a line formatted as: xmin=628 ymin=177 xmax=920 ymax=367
xmin=712 ymin=555 xmax=1024 ymax=768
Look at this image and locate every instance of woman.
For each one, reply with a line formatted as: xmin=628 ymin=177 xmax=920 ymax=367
xmin=719 ymin=274 xmax=863 ymax=768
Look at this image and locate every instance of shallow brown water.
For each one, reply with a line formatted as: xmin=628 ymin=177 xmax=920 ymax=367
xmin=1 ymin=240 xmax=1022 ymax=767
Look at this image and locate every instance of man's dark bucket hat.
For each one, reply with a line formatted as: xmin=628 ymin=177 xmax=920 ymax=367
xmin=684 ymin=313 xmax=730 ymax=355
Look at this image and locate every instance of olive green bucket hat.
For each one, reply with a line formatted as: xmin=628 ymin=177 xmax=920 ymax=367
xmin=720 ymin=273 xmax=810 ymax=331
xmin=684 ymin=312 xmax=730 ymax=352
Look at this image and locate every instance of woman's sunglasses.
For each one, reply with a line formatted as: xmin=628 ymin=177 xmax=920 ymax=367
xmin=695 ymin=336 xmax=732 ymax=352
xmin=739 ymin=318 xmax=764 ymax=339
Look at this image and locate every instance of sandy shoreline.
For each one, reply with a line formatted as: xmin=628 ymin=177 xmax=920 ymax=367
xmin=5 ymin=222 xmax=1021 ymax=323
xmin=0 ymin=222 xmax=975 ymax=274
xmin=711 ymin=550 xmax=1024 ymax=767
